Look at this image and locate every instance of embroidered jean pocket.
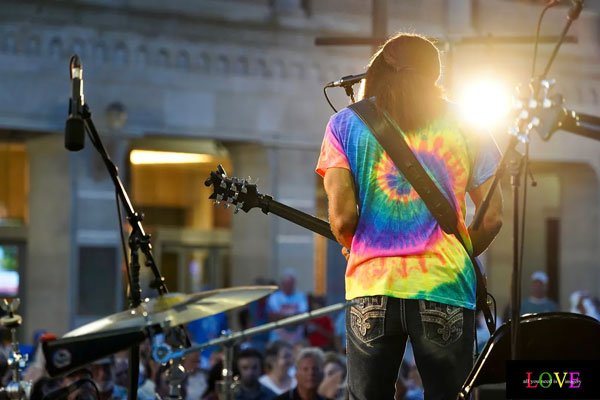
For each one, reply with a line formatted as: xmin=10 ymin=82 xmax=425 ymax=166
xmin=418 ymin=300 xmax=464 ymax=347
xmin=348 ymin=296 xmax=387 ymax=343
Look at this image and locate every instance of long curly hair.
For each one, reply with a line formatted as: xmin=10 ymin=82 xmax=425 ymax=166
xmin=362 ymin=33 xmax=446 ymax=132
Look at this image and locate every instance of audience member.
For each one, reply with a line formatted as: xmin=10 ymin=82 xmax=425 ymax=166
xmin=332 ymin=312 xmax=346 ymax=354
xmin=570 ymin=290 xmax=600 ymax=320
xmin=267 ymin=269 xmax=308 ymax=344
xmin=201 ymin=360 xmax=223 ymax=400
xmin=520 ymin=271 xmax=559 ymax=314
xmin=259 ymin=341 xmax=296 ymax=395
xmin=275 ymin=347 xmax=328 ymax=400
xmin=235 ymin=348 xmax=276 ymax=400
xmin=91 ymin=357 xmax=127 ymax=400
xmin=317 ymin=352 xmax=346 ymax=400
xmin=187 ymin=310 xmax=228 ymax=370
xmin=239 ymin=277 xmax=275 ymax=352
xmin=306 ymin=296 xmax=334 ymax=350
xmin=63 ymin=367 xmax=96 ymax=400
xmin=184 ymin=351 xmax=208 ymax=400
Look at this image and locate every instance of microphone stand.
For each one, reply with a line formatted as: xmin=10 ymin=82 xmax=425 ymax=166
xmin=470 ymin=0 xmax=583 ymax=361
xmin=72 ymin=100 xmax=189 ymax=400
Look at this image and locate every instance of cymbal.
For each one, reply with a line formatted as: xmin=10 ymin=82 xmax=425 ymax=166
xmin=64 ymin=285 xmax=277 ymax=338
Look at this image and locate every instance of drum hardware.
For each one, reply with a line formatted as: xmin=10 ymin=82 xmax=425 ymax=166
xmin=153 ymin=301 xmax=352 ymax=400
xmin=42 ymin=286 xmax=276 ymax=381
xmin=0 ymin=299 xmax=32 ymax=400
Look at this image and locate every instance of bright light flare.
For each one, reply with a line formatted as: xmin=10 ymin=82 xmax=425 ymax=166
xmin=130 ymin=150 xmax=213 ymax=165
xmin=457 ymin=79 xmax=511 ymax=129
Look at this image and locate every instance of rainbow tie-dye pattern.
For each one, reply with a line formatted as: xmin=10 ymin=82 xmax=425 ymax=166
xmin=316 ymin=104 xmax=500 ymax=309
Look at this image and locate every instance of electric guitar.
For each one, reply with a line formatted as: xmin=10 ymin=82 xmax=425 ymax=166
xmin=204 ymin=165 xmax=336 ymax=241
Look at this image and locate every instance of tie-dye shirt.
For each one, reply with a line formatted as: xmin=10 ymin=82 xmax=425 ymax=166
xmin=316 ymin=103 xmax=500 ymax=309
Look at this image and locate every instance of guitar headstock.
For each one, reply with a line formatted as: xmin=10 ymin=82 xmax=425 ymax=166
xmin=204 ymin=165 xmax=262 ymax=213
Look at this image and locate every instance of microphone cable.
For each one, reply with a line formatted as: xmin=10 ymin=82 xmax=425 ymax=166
xmin=324 ymin=86 xmax=337 ymax=113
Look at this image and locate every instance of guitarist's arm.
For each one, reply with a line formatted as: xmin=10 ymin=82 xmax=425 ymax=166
xmin=468 ymin=176 xmax=503 ymax=257
xmin=323 ymin=168 xmax=358 ymax=250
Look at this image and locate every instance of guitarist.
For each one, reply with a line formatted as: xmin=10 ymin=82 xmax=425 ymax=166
xmin=315 ymin=33 xmax=503 ymax=399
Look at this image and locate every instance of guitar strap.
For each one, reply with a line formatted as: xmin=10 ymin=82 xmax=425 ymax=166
xmin=348 ymin=99 xmax=496 ymax=335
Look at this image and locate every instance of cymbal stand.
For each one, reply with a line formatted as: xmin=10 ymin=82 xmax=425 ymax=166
xmin=0 ymin=299 xmax=31 ymax=400
xmin=217 ymin=335 xmax=238 ymax=400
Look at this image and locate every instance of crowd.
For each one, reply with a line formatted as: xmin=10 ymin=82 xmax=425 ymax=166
xmin=1 ymin=269 xmax=598 ymax=400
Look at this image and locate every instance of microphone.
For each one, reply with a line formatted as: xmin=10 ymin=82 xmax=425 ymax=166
xmin=43 ymin=379 xmax=89 ymax=400
xmin=568 ymin=0 xmax=583 ymax=20
xmin=65 ymin=55 xmax=85 ymax=151
xmin=324 ymin=73 xmax=366 ymax=88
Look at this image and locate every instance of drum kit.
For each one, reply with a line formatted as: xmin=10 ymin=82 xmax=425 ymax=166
xmin=1 ymin=288 xmax=348 ymax=400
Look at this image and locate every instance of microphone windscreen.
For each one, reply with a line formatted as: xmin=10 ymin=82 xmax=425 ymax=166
xmin=64 ymin=117 xmax=85 ymax=151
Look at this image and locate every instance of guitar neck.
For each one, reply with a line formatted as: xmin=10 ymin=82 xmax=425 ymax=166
xmin=260 ymin=197 xmax=337 ymax=242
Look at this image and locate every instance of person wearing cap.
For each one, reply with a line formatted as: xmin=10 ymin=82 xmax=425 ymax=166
xmin=316 ymin=32 xmax=503 ymax=399
xmin=520 ymin=271 xmax=558 ymax=315
xmin=91 ymin=357 xmax=127 ymax=400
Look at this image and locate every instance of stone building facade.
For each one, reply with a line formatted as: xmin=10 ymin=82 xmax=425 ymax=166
xmin=0 ymin=0 xmax=599 ymax=339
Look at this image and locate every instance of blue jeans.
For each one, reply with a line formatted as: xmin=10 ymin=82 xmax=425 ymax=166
xmin=346 ymin=296 xmax=475 ymax=400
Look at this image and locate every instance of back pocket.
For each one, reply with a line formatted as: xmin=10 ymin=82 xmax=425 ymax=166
xmin=418 ymin=300 xmax=463 ymax=347
xmin=348 ymin=296 xmax=387 ymax=344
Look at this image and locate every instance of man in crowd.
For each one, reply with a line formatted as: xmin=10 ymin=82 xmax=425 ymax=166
xmin=267 ymin=269 xmax=308 ymax=344
xmin=91 ymin=357 xmax=127 ymax=400
xmin=235 ymin=348 xmax=276 ymax=400
xmin=520 ymin=271 xmax=559 ymax=314
xmin=275 ymin=348 xmax=329 ymax=400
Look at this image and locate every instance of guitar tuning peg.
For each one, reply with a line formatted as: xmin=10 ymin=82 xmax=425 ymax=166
xmin=234 ymin=202 xmax=244 ymax=213
xmin=231 ymin=183 xmax=237 ymax=192
xmin=227 ymin=197 xmax=233 ymax=204
xmin=224 ymin=203 xmax=230 ymax=209
xmin=214 ymin=193 xmax=223 ymax=206
xmin=220 ymin=181 xmax=227 ymax=189
xmin=241 ymin=180 xmax=247 ymax=194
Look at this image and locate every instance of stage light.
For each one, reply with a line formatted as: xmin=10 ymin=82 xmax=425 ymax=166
xmin=130 ymin=150 xmax=213 ymax=165
xmin=457 ymin=79 xmax=511 ymax=129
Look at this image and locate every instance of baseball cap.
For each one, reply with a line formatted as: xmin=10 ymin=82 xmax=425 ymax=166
xmin=531 ymin=271 xmax=549 ymax=284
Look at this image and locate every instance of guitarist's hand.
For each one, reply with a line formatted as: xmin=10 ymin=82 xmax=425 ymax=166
xmin=341 ymin=247 xmax=350 ymax=261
